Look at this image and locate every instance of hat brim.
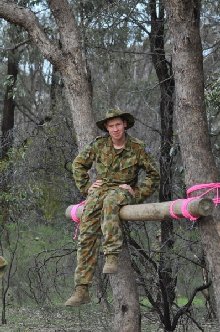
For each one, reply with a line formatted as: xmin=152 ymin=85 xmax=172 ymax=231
xmin=96 ymin=112 xmax=135 ymax=132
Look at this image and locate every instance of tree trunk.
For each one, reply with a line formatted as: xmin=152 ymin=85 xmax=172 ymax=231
xmin=47 ymin=0 xmax=97 ymax=149
xmin=164 ymin=0 xmax=220 ymax=324
xmin=110 ymin=245 xmax=141 ymax=332
xmin=1 ymin=38 xmax=19 ymax=228
xmin=1 ymin=51 xmax=18 ymax=157
xmin=149 ymin=2 xmax=176 ymax=325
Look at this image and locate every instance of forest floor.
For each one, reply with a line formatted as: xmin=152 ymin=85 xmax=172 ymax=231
xmin=0 ymin=304 xmax=219 ymax=332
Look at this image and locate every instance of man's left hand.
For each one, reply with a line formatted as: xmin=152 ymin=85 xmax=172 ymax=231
xmin=119 ymin=184 xmax=135 ymax=197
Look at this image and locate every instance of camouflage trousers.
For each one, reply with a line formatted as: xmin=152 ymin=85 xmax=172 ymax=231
xmin=74 ymin=187 xmax=135 ymax=286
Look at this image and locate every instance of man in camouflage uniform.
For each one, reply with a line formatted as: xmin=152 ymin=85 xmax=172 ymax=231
xmin=65 ymin=109 xmax=160 ymax=306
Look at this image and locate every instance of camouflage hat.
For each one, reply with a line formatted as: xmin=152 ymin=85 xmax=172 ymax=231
xmin=96 ymin=109 xmax=135 ymax=132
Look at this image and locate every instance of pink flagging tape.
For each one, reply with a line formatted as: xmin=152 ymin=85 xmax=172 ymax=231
xmin=70 ymin=201 xmax=86 ymax=223
xmin=169 ymin=183 xmax=220 ymax=221
xmin=187 ymin=183 xmax=220 ymax=205
xmin=169 ymin=199 xmax=182 ymax=220
xmin=180 ymin=197 xmax=199 ymax=221
xmin=70 ymin=200 xmax=86 ymax=240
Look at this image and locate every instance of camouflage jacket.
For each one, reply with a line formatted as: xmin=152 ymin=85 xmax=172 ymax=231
xmin=72 ymin=135 xmax=160 ymax=203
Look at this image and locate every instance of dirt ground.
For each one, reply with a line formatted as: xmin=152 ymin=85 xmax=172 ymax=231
xmin=0 ymin=305 xmax=219 ymax=332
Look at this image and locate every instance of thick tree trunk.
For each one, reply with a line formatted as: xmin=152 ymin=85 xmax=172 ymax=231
xmin=1 ymin=45 xmax=19 ymax=228
xmin=110 ymin=245 xmax=141 ymax=332
xmin=1 ymin=51 xmax=18 ymax=157
xmin=47 ymin=0 xmax=97 ymax=149
xmin=164 ymin=0 xmax=220 ymax=324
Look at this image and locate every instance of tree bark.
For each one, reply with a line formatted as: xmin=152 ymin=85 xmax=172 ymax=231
xmin=110 ymin=245 xmax=141 ymax=332
xmin=47 ymin=0 xmax=96 ymax=149
xmin=1 ymin=31 xmax=19 ymax=228
xmin=149 ymin=1 xmax=176 ymax=320
xmin=164 ymin=0 xmax=220 ymax=324
xmin=1 ymin=51 xmax=18 ymax=157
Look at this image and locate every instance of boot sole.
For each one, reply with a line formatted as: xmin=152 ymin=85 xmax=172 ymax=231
xmin=65 ymin=299 xmax=90 ymax=307
xmin=103 ymin=268 xmax=118 ymax=274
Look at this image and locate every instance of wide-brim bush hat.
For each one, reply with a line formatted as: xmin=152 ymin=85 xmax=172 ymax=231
xmin=96 ymin=109 xmax=135 ymax=132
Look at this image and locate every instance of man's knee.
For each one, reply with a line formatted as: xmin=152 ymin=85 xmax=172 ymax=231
xmin=103 ymin=189 xmax=129 ymax=208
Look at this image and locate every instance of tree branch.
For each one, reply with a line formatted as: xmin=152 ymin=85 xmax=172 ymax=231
xmin=0 ymin=0 xmax=62 ymax=66
xmin=171 ymin=281 xmax=212 ymax=330
xmin=0 ymin=38 xmax=30 ymax=51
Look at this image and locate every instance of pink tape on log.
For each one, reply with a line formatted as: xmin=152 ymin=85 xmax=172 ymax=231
xmin=70 ymin=200 xmax=86 ymax=223
xmin=169 ymin=183 xmax=220 ymax=221
xmin=70 ymin=200 xmax=86 ymax=240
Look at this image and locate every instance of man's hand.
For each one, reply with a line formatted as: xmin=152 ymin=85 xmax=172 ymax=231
xmin=88 ymin=180 xmax=103 ymax=193
xmin=119 ymin=184 xmax=135 ymax=197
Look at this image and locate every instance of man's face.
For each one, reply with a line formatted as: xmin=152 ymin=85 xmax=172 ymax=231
xmin=105 ymin=117 xmax=127 ymax=141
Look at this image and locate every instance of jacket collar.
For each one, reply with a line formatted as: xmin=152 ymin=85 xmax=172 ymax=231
xmin=106 ymin=134 xmax=131 ymax=151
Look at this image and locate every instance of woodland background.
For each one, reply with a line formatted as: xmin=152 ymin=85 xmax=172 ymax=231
xmin=0 ymin=0 xmax=220 ymax=331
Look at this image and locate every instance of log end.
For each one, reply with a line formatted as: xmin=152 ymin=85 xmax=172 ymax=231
xmin=194 ymin=198 xmax=214 ymax=217
xmin=65 ymin=205 xmax=74 ymax=219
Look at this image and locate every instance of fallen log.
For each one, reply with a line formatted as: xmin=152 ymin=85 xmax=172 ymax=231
xmin=65 ymin=198 xmax=214 ymax=222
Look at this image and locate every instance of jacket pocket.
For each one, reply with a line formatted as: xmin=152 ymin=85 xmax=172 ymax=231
xmin=119 ymin=157 xmax=138 ymax=181
xmin=120 ymin=156 xmax=137 ymax=170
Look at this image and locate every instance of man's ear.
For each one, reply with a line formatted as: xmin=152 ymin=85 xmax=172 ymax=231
xmin=123 ymin=120 xmax=128 ymax=129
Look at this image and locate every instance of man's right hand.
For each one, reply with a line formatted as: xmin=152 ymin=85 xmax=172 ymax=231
xmin=88 ymin=180 xmax=103 ymax=193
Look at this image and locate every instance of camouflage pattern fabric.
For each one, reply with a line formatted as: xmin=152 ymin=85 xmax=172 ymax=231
xmin=72 ymin=134 xmax=160 ymax=286
xmin=73 ymin=134 xmax=160 ymax=203
xmin=75 ymin=187 xmax=135 ymax=285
